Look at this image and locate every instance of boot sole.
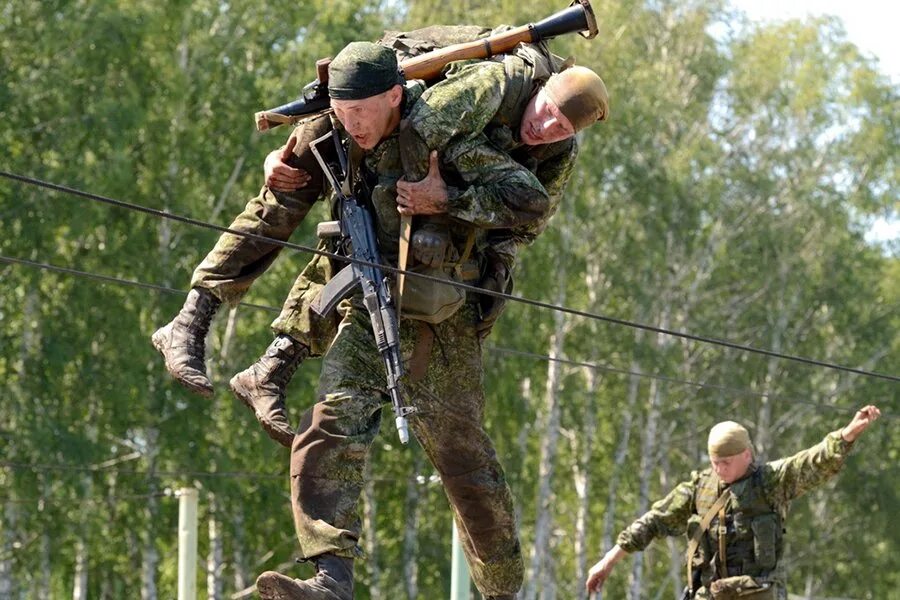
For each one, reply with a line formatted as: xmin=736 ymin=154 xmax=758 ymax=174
xmin=256 ymin=573 xmax=299 ymax=600
xmin=256 ymin=571 xmax=348 ymax=600
xmin=151 ymin=328 xmax=214 ymax=398
xmin=229 ymin=376 xmax=295 ymax=448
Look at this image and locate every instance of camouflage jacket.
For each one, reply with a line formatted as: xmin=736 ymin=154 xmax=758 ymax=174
xmin=616 ymin=430 xmax=854 ymax=558
xmin=400 ymin=56 xmax=579 ymax=268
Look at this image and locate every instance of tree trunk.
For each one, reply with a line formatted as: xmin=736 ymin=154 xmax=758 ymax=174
xmin=207 ymin=494 xmax=224 ymax=600
xmin=40 ymin=530 xmax=51 ymax=600
xmin=362 ymin=460 xmax=380 ymax=598
xmin=232 ymin=506 xmax=248 ymax=592
xmin=755 ymin=264 xmax=796 ymax=461
xmin=629 ymin=306 xmax=671 ymax=600
xmin=601 ymin=359 xmax=640 ymax=552
xmin=0 ymin=500 xmax=16 ymax=599
xmin=72 ymin=537 xmax=88 ymax=600
xmin=572 ymin=366 xmax=600 ymax=600
xmin=403 ymin=452 xmax=424 ymax=600
xmin=142 ymin=429 xmax=160 ymax=600
xmin=628 ymin=376 xmax=661 ymax=600
xmin=524 ymin=262 xmax=568 ymax=600
xmin=658 ymin=428 xmax=683 ymax=600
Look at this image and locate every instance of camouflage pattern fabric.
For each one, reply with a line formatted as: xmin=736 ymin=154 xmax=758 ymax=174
xmin=272 ymin=56 xmax=578 ymax=339
xmin=403 ymin=57 xmax=578 ymax=247
xmin=290 ymin=302 xmax=523 ymax=596
xmin=269 ymin=246 xmax=341 ymax=357
xmin=190 ymin=113 xmax=331 ymax=305
xmin=616 ymin=431 xmax=855 ymax=599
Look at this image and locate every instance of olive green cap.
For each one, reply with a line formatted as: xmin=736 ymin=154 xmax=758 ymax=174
xmin=328 ymin=42 xmax=401 ymax=100
xmin=707 ymin=421 xmax=752 ymax=458
xmin=544 ymin=66 xmax=610 ymax=131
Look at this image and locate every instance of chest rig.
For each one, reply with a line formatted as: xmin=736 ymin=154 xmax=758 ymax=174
xmin=689 ymin=467 xmax=784 ymax=585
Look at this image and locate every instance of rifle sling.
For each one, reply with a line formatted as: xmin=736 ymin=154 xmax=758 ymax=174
xmin=409 ymin=321 xmax=435 ymax=383
xmin=397 ymin=215 xmax=412 ymax=316
xmin=717 ymin=502 xmax=728 ymax=578
xmin=685 ymin=488 xmax=730 ymax=593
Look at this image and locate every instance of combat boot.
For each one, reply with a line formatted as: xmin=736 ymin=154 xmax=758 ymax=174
xmin=151 ymin=287 xmax=221 ymax=397
xmin=229 ymin=334 xmax=309 ymax=447
xmin=256 ymin=554 xmax=353 ymax=600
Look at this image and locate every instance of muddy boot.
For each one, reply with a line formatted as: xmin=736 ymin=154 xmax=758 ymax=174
xmin=230 ymin=334 xmax=309 ymax=448
xmin=256 ymin=554 xmax=353 ymax=600
xmin=151 ymin=287 xmax=221 ymax=397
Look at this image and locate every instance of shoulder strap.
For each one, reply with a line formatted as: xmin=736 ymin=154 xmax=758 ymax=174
xmin=685 ymin=488 xmax=730 ymax=589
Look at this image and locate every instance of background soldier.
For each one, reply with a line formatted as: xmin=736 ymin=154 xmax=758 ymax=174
xmin=254 ymin=41 xmax=605 ymax=600
xmin=585 ymin=405 xmax=882 ymax=600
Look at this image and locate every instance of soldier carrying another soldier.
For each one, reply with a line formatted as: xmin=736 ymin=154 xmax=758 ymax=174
xmin=247 ymin=39 xmax=607 ymax=600
xmin=152 ymin=13 xmax=609 ymax=449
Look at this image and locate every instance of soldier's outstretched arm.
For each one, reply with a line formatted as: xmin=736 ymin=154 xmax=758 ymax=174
xmin=767 ymin=406 xmax=881 ymax=505
xmin=585 ymin=544 xmax=628 ymax=593
xmin=840 ymin=404 xmax=881 ymax=442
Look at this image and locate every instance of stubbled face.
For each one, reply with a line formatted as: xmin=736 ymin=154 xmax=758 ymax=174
xmin=519 ymin=88 xmax=575 ymax=146
xmin=331 ymin=86 xmax=402 ymax=150
xmin=710 ymin=448 xmax=753 ymax=484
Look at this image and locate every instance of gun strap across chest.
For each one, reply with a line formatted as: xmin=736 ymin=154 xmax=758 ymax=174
xmin=397 ymin=215 xmax=412 ymax=316
xmin=717 ymin=502 xmax=728 ymax=578
xmin=686 ymin=488 xmax=731 ymax=590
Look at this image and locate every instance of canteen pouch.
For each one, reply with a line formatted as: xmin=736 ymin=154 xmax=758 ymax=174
xmin=709 ymin=576 xmax=775 ymax=600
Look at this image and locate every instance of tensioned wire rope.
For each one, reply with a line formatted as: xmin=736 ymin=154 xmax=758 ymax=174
xmin=1 ymin=170 xmax=899 ymax=384
xmin=2 ymin=253 xmax=896 ymax=421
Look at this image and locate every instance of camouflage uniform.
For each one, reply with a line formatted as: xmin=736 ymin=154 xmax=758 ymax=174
xmin=616 ymin=431 xmax=855 ymax=599
xmin=289 ymin=57 xmax=578 ymax=598
xmin=273 ymin=56 xmax=578 ymax=346
xmin=190 ymin=114 xmax=331 ymax=307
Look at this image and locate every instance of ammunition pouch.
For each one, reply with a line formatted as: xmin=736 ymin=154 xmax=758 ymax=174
xmin=750 ymin=513 xmax=778 ymax=571
xmin=709 ymin=576 xmax=775 ymax=600
xmin=400 ymin=264 xmax=466 ymax=324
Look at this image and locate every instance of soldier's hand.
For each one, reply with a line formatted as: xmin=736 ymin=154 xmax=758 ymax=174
xmin=265 ymin=135 xmax=312 ymax=192
xmin=585 ymin=557 xmax=614 ymax=593
xmin=586 ymin=545 xmax=627 ymax=594
xmin=397 ymin=151 xmax=448 ymax=215
xmin=841 ymin=405 xmax=881 ymax=442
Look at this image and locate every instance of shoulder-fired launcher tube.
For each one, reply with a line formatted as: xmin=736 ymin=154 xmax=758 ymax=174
xmin=254 ymin=0 xmax=597 ymax=131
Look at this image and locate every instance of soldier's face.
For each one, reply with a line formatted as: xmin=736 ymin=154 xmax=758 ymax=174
xmin=710 ymin=449 xmax=753 ymax=484
xmin=331 ymin=85 xmax=403 ymax=150
xmin=520 ymin=89 xmax=575 ymax=146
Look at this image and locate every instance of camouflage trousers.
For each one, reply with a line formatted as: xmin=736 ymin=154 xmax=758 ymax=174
xmin=289 ymin=301 xmax=524 ymax=597
xmin=191 ymin=117 xmax=333 ymax=342
xmin=189 ymin=186 xmax=316 ymax=305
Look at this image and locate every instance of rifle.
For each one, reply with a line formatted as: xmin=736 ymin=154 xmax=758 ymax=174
xmin=307 ymin=126 xmax=416 ymax=444
xmin=255 ymin=0 xmax=598 ymax=131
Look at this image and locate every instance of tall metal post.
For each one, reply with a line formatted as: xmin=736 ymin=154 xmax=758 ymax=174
xmin=177 ymin=488 xmax=198 ymax=600
xmin=451 ymin=519 xmax=471 ymax=600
